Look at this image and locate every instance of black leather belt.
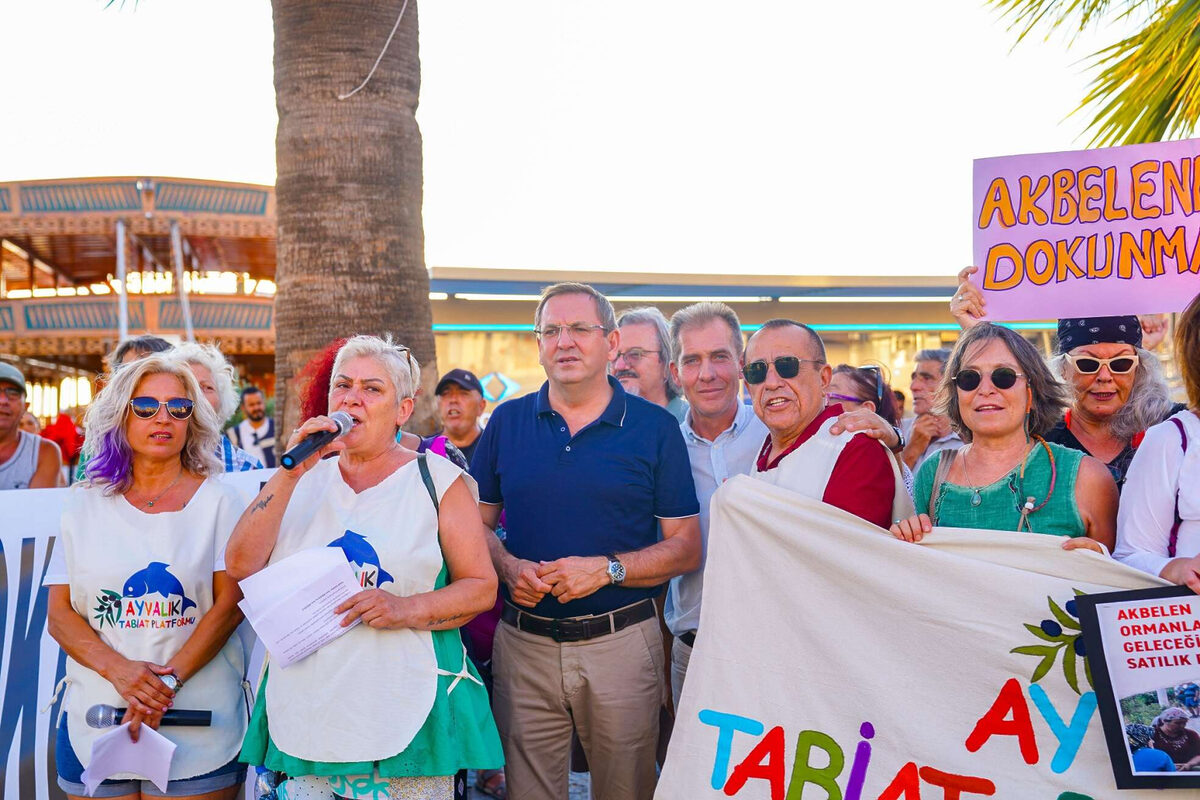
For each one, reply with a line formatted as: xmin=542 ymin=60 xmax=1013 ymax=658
xmin=679 ymin=631 xmax=696 ymax=648
xmin=501 ymin=598 xmax=656 ymax=643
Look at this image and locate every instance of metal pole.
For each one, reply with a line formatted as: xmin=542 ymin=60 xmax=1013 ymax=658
xmin=170 ymin=220 xmax=195 ymax=342
xmin=115 ymin=219 xmax=129 ymax=342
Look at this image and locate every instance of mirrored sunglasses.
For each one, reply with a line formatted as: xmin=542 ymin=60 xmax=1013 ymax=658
xmin=129 ymin=396 xmax=195 ymax=420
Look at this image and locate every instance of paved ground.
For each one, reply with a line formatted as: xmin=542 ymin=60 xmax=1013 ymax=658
xmin=464 ymin=770 xmax=591 ymax=799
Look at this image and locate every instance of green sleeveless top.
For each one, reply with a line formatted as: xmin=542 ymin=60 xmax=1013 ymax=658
xmin=913 ymin=441 xmax=1086 ymax=537
xmin=239 ymin=560 xmax=504 ymax=777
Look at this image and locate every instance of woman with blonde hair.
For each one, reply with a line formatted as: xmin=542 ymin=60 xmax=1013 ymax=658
xmin=46 ymin=352 xmax=248 ymax=799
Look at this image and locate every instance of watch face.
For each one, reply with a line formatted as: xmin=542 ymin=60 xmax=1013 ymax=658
xmin=160 ymin=674 xmax=179 ymax=691
xmin=608 ymin=558 xmax=626 ymax=583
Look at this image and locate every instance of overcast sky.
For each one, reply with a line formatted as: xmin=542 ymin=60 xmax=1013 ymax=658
xmin=0 ymin=0 xmax=1137 ymax=276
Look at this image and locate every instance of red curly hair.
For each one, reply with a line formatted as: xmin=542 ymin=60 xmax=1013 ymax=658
xmin=297 ymin=338 xmax=348 ymax=422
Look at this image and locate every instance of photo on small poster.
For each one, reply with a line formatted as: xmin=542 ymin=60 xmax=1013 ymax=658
xmin=1077 ymin=585 xmax=1200 ymax=789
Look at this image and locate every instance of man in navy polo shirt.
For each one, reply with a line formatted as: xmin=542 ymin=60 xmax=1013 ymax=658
xmin=472 ymin=282 xmax=701 ymax=800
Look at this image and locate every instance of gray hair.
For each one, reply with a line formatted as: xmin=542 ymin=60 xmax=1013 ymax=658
xmin=534 ymin=282 xmax=617 ymax=333
xmin=108 ymin=335 xmax=172 ymax=371
xmin=669 ymin=302 xmax=744 ymax=365
xmin=915 ymin=348 xmax=951 ymax=371
xmin=618 ymin=306 xmax=680 ymax=400
xmin=1052 ymin=347 xmax=1174 ymax=441
xmin=82 ymin=352 xmax=222 ymax=494
xmin=173 ymin=342 xmax=240 ymax=423
xmin=937 ymin=323 xmax=1071 ymax=443
xmin=331 ymin=334 xmax=421 ymax=401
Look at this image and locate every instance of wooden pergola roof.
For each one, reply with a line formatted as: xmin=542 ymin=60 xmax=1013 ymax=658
xmin=0 ymin=176 xmax=275 ymax=290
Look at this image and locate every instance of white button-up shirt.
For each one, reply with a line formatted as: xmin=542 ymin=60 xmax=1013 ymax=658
xmin=665 ymin=402 xmax=768 ymax=636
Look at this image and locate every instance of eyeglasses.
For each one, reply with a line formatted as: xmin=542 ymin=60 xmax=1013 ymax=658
xmin=952 ymin=368 xmax=1025 ymax=392
xmin=742 ymin=356 xmax=824 ymax=385
xmin=129 ymin=396 xmax=195 ymax=420
xmin=0 ymin=386 xmax=23 ymax=402
xmin=1064 ymin=353 xmax=1139 ymax=375
xmin=534 ymin=323 xmax=608 ymax=342
xmin=611 ymin=347 xmax=661 ymax=366
xmin=826 ymin=392 xmax=863 ymax=405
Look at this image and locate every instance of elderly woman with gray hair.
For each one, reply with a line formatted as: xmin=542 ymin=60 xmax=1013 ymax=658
xmin=951 ymin=267 xmax=1179 ymax=491
xmin=46 ymin=352 xmax=249 ymax=798
xmin=889 ymin=323 xmax=1117 ymax=552
xmin=174 ymin=342 xmax=263 ymax=472
xmin=226 ymin=334 xmax=501 ymax=800
xmin=1152 ymin=707 xmax=1200 ymax=769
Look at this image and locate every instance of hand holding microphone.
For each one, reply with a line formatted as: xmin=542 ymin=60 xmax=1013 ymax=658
xmin=280 ymin=411 xmax=354 ymax=471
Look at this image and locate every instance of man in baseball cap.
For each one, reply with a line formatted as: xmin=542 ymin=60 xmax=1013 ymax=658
xmin=0 ymin=363 xmax=62 ymax=489
xmin=435 ymin=368 xmax=488 ymax=466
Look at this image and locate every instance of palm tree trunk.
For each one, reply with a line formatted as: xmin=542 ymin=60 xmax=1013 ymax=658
xmin=272 ymin=0 xmax=438 ymax=439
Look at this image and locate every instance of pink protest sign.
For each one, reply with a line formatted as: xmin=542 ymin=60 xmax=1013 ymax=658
xmin=972 ymin=139 xmax=1200 ymax=321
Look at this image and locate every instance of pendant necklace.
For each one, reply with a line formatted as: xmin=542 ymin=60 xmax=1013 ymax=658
xmin=134 ymin=469 xmax=184 ymax=508
xmin=961 ymin=447 xmax=983 ymax=507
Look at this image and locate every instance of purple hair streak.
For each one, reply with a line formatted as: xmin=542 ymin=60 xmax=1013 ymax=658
xmin=86 ymin=426 xmax=133 ymax=493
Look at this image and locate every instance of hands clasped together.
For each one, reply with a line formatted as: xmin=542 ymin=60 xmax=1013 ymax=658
xmin=503 ymin=555 xmax=611 ymax=607
xmin=108 ymin=658 xmax=177 ymax=741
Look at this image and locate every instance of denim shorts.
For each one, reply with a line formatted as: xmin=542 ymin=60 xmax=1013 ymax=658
xmin=56 ymin=714 xmax=246 ymax=798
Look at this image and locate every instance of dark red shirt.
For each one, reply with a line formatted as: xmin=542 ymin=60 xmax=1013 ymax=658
xmin=756 ymin=404 xmax=896 ymax=529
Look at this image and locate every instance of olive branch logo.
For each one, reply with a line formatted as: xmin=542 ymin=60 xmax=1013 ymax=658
xmin=93 ymin=589 xmax=123 ymax=629
xmin=1012 ymin=589 xmax=1091 ymax=695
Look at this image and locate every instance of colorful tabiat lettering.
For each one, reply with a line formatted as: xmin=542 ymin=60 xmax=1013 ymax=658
xmin=700 ymin=712 xmax=994 ymax=800
xmin=965 ymin=678 xmax=1097 ymax=775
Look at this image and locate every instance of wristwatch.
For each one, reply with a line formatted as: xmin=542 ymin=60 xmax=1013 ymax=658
xmin=889 ymin=424 xmax=906 ymax=454
xmin=159 ymin=674 xmax=181 ymax=692
xmin=606 ymin=554 xmax=626 ymax=585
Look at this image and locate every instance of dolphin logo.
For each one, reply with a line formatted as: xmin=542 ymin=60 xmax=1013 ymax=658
xmin=327 ymin=531 xmax=394 ymax=586
xmin=121 ymin=562 xmax=197 ymax=613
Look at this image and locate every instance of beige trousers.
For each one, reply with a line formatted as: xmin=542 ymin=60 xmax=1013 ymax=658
xmin=669 ymin=635 xmax=693 ymax=712
xmin=493 ymin=615 xmax=664 ymax=800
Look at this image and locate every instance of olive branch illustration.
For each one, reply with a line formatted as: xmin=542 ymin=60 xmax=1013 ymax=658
xmin=1012 ymin=590 xmax=1091 ymax=695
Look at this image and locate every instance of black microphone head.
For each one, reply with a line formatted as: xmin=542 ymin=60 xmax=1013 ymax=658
xmin=85 ymin=704 xmax=120 ymax=728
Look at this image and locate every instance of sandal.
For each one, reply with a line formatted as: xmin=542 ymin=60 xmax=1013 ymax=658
xmin=474 ymin=769 xmax=507 ymax=799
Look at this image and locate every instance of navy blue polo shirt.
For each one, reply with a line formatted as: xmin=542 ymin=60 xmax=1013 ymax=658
xmin=471 ymin=376 xmax=699 ymax=619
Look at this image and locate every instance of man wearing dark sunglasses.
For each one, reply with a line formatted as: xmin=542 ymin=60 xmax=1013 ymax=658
xmin=745 ymin=320 xmax=910 ymax=529
xmin=0 ymin=362 xmax=63 ymax=490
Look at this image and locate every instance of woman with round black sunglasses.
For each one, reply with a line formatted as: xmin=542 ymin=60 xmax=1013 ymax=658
xmin=46 ymin=353 xmax=250 ymax=799
xmin=889 ymin=323 xmax=1117 ymax=553
xmin=951 ymin=267 xmax=1179 ymax=491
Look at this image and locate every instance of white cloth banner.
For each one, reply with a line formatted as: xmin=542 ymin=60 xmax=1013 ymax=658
xmin=658 ymin=475 xmax=1190 ymax=800
xmin=0 ymin=471 xmax=269 ymax=800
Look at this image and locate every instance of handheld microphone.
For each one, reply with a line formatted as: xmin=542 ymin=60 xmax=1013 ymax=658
xmin=85 ymin=704 xmax=212 ymax=728
xmin=280 ymin=411 xmax=354 ymax=470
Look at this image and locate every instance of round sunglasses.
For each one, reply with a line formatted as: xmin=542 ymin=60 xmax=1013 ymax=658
xmin=951 ymin=367 xmax=1025 ymax=392
xmin=129 ymin=396 xmax=195 ymax=420
xmin=743 ymin=356 xmax=824 ymax=385
xmin=1064 ymin=353 xmax=1139 ymax=375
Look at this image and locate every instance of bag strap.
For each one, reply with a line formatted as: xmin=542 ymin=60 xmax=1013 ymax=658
xmin=1169 ymin=417 xmax=1189 ymax=558
xmin=417 ymin=452 xmax=440 ymax=512
xmin=926 ymin=449 xmax=958 ymax=523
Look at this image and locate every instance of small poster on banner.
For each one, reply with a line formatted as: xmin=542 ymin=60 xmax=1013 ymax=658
xmin=1077 ymin=585 xmax=1200 ymax=788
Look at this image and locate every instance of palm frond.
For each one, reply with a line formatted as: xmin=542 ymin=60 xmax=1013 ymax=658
xmin=1075 ymin=0 xmax=1200 ymax=144
xmin=989 ymin=0 xmax=1155 ymax=45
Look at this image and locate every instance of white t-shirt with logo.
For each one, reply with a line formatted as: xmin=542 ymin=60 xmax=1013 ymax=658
xmin=45 ymin=479 xmax=248 ymax=781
